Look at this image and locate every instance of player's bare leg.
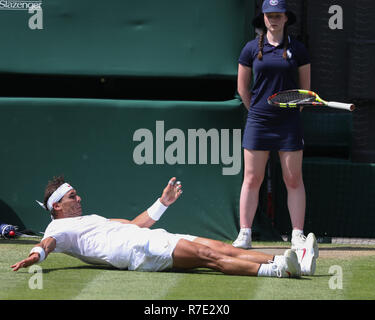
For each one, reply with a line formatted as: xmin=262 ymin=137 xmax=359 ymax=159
xmin=172 ymin=239 xmax=301 ymax=278
xmin=194 ymin=237 xmax=274 ymax=264
xmin=172 ymin=239 xmax=261 ymax=276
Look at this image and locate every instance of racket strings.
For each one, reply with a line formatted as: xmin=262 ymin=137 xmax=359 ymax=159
xmin=270 ymin=92 xmax=316 ymax=104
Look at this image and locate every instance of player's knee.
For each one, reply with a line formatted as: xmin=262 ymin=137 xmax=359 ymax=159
xmin=212 ymin=240 xmax=227 ymax=251
xmin=211 ymin=241 xmax=236 ymax=257
xmin=197 ymin=246 xmax=218 ymax=262
xmin=194 ymin=244 xmax=229 ymax=273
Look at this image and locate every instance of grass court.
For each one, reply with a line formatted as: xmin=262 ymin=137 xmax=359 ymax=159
xmin=1 ymin=237 xmax=374 ymax=300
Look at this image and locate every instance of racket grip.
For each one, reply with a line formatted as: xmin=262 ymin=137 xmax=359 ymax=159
xmin=327 ymin=101 xmax=355 ymax=111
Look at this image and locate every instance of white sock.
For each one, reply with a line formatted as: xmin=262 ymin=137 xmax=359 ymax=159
xmin=240 ymin=227 xmax=251 ymax=234
xmin=292 ymin=229 xmax=304 ymax=239
xmin=257 ymin=264 xmax=274 ymax=277
xmin=273 ymin=255 xmax=284 ymax=265
xmin=257 ymin=255 xmax=286 ymax=277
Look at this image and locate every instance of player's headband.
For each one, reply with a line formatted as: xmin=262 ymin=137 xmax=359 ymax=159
xmin=36 ymin=183 xmax=73 ymax=212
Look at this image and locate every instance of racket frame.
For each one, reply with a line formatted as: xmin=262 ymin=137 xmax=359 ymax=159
xmin=268 ymin=89 xmax=355 ymax=111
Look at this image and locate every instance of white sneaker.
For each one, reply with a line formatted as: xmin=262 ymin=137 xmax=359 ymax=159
xmin=291 ymin=232 xmax=307 ymax=250
xmin=294 ymin=233 xmax=319 ymax=276
xmin=271 ymin=249 xmax=301 ymax=278
xmin=232 ymin=229 xmax=252 ymax=249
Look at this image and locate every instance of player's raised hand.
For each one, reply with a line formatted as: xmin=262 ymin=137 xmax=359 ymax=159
xmin=160 ymin=177 xmax=183 ymax=206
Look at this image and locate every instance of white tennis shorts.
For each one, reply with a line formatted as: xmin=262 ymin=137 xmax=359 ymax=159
xmin=127 ymin=228 xmax=197 ymax=272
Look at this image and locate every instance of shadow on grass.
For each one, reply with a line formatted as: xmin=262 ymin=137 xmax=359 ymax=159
xmin=24 ymin=264 xmax=322 ymax=281
xmin=169 ymin=268 xmax=315 ymax=280
xmin=251 ymin=245 xmax=375 ymax=252
xmin=0 ymin=239 xmax=40 ymax=245
xmin=41 ymin=265 xmax=222 ymax=275
xmin=170 ymin=268 xmax=222 ymax=276
xmin=310 ymin=274 xmax=331 ymax=278
xmin=41 ymin=265 xmax=119 ymax=274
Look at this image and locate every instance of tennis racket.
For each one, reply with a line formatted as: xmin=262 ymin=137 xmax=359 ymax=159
xmin=268 ymin=89 xmax=355 ymax=111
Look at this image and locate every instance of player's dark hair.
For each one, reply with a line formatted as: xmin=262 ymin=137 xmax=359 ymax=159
xmin=43 ymin=175 xmax=65 ymax=217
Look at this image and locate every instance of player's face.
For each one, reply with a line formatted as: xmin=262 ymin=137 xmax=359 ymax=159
xmin=264 ymin=12 xmax=288 ymax=32
xmin=59 ymin=189 xmax=82 ymax=218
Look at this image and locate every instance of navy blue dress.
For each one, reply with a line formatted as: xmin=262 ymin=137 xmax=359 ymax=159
xmin=239 ymin=36 xmax=310 ymax=151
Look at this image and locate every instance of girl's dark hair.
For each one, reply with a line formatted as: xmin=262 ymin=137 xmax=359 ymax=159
xmin=257 ymin=28 xmax=266 ymax=60
xmin=257 ymin=25 xmax=289 ymax=61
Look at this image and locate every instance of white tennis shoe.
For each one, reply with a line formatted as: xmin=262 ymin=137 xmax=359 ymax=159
xmin=291 ymin=232 xmax=307 ymax=250
xmin=293 ymin=233 xmax=319 ymax=276
xmin=271 ymin=249 xmax=301 ymax=278
xmin=232 ymin=229 xmax=252 ymax=249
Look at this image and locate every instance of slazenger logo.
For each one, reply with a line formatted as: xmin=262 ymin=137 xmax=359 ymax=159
xmin=0 ymin=0 xmax=42 ymax=10
xmin=270 ymin=0 xmax=279 ymax=6
xmin=0 ymin=0 xmax=43 ymax=30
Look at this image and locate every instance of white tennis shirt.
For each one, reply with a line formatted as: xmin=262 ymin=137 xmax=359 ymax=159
xmin=42 ymin=214 xmax=166 ymax=269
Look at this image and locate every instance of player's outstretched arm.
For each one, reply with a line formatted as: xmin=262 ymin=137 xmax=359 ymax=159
xmin=128 ymin=177 xmax=183 ymax=228
xmin=11 ymin=237 xmax=56 ymax=271
xmin=159 ymin=177 xmax=183 ymax=206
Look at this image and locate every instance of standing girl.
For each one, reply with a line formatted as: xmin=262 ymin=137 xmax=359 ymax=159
xmin=233 ymin=0 xmax=311 ymax=250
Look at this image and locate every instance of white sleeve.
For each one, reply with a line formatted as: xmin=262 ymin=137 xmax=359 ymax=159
xmin=42 ymin=222 xmax=70 ymax=253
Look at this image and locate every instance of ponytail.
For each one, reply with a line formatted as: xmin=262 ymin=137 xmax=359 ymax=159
xmin=257 ymin=29 xmax=266 ymax=60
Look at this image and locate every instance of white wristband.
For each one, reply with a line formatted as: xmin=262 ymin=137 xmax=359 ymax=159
xmin=147 ymin=198 xmax=168 ymax=221
xmin=29 ymin=246 xmax=46 ymax=263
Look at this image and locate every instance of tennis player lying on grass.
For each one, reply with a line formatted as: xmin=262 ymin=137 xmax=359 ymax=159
xmin=12 ymin=176 xmax=317 ymax=278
